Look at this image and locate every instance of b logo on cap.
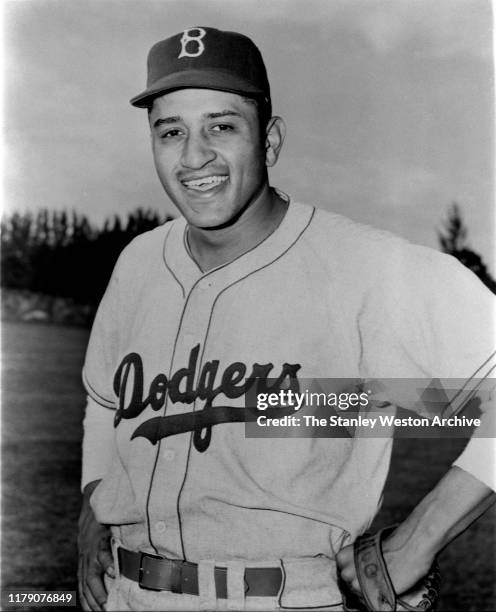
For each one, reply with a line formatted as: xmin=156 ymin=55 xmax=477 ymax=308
xmin=178 ymin=28 xmax=206 ymax=58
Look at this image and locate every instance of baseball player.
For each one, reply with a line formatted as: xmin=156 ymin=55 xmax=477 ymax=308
xmin=78 ymin=27 xmax=496 ymax=612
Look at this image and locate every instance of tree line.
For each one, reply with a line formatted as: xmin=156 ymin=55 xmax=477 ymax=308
xmin=438 ymin=204 xmax=496 ymax=294
xmin=1 ymin=204 xmax=494 ymax=312
xmin=1 ymin=209 xmax=171 ymax=308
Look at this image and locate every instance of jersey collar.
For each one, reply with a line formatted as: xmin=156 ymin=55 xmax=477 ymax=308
xmin=163 ymin=197 xmax=315 ymax=297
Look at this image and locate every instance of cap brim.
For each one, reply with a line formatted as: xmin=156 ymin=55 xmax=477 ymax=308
xmin=130 ymin=69 xmax=266 ymax=108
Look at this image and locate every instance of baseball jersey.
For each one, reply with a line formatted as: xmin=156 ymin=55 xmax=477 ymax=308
xmin=82 ymin=198 xmax=495 ymax=592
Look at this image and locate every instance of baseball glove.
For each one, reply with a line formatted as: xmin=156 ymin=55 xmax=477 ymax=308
xmin=340 ymin=526 xmax=441 ymax=612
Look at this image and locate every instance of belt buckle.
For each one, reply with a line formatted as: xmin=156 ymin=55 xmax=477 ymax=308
xmin=138 ymin=552 xmax=166 ymax=591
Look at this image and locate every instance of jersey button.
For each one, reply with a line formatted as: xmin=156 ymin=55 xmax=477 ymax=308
xmin=155 ymin=521 xmax=166 ymax=533
xmin=164 ymin=449 xmax=175 ymax=461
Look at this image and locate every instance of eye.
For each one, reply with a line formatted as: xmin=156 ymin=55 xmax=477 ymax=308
xmin=211 ymin=124 xmax=234 ymax=133
xmin=159 ymin=128 xmax=183 ymax=139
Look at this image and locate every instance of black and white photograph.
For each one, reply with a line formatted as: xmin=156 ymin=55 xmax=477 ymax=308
xmin=2 ymin=1 xmax=495 ymax=611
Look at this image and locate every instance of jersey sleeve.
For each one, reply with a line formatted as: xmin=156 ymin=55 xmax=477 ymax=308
xmin=362 ymin=247 xmax=495 ymax=380
xmin=82 ymin=264 xmax=122 ymax=410
xmin=81 ymin=257 xmax=125 ymax=491
xmin=81 ymin=395 xmax=115 ymax=491
xmin=414 ymin=252 xmax=495 ymax=383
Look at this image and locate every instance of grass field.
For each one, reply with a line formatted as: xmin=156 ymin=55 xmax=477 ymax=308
xmin=2 ymin=321 xmax=495 ymax=611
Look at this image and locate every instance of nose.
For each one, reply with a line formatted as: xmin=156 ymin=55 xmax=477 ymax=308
xmin=181 ymin=132 xmax=216 ymax=169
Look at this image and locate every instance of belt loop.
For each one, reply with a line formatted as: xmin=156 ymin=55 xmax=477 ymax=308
xmin=110 ymin=534 xmax=121 ymax=580
xmin=198 ymin=560 xmax=216 ymax=611
xmin=226 ymin=560 xmax=245 ymax=611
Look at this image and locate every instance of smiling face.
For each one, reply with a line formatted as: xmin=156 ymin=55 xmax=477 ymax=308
xmin=149 ymin=88 xmax=271 ymax=229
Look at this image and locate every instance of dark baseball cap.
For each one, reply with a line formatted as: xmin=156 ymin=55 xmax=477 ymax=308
xmin=130 ymin=27 xmax=271 ymax=114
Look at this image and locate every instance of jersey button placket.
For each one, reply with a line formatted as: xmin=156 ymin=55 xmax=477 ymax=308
xmin=147 ymin=277 xmax=218 ymax=556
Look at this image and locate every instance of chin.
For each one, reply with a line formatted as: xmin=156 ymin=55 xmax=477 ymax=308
xmin=186 ymin=208 xmax=239 ymax=230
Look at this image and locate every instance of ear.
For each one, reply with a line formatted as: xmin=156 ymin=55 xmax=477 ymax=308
xmin=264 ymin=116 xmax=286 ymax=167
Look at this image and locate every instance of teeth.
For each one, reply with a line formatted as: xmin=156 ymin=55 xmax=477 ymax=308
xmin=183 ymin=175 xmax=228 ymax=191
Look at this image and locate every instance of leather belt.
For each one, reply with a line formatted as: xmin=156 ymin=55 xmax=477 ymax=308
xmin=117 ymin=547 xmax=283 ymax=597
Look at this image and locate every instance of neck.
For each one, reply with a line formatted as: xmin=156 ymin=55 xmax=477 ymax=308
xmin=187 ymin=185 xmax=288 ymax=272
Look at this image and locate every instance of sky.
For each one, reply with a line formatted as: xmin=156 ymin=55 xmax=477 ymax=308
xmin=3 ymin=0 xmax=495 ymax=268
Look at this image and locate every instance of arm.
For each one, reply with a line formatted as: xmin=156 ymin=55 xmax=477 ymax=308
xmin=337 ymin=466 xmax=496 ymax=595
xmin=343 ymin=247 xmax=496 ymax=599
xmin=78 ymin=398 xmax=116 ymax=611
xmin=77 ymin=479 xmax=114 ymax=612
xmin=78 ymin=262 xmax=122 ymax=610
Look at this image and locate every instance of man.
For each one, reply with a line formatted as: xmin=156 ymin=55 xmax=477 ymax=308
xmin=78 ymin=27 xmax=495 ymax=611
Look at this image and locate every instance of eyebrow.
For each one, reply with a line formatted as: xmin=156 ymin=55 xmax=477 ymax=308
xmin=152 ymin=116 xmax=181 ymax=129
xmin=206 ymin=110 xmax=242 ymax=120
xmin=152 ymin=110 xmax=242 ymax=129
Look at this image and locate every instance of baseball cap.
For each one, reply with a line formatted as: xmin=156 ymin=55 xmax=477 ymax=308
xmin=130 ymin=27 xmax=271 ymax=115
